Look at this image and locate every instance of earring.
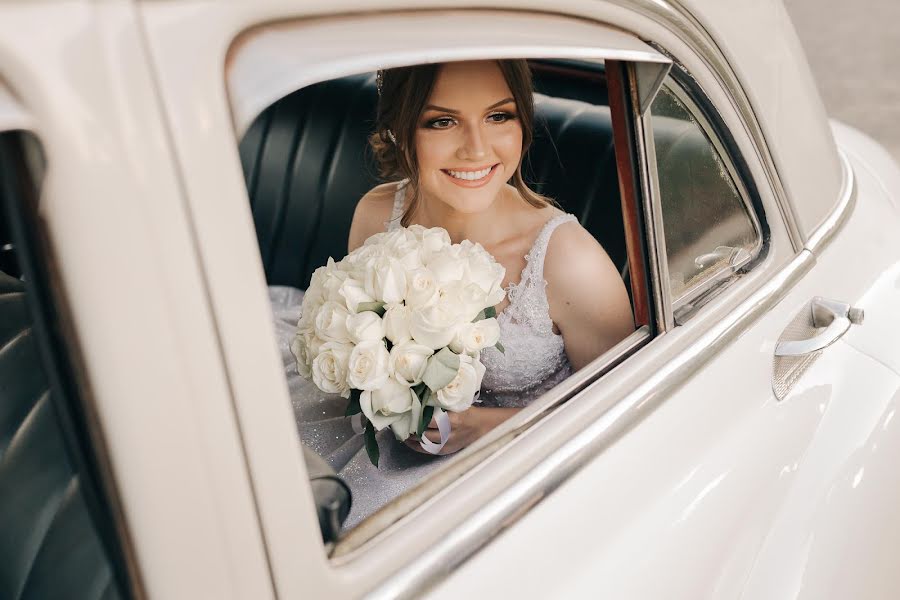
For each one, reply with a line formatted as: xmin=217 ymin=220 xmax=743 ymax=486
xmin=386 ymin=129 xmax=397 ymax=144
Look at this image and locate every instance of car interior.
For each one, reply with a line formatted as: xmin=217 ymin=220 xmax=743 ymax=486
xmin=236 ymin=59 xmax=640 ymax=541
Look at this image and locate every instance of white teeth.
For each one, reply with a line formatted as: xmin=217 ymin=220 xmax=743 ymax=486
xmin=447 ymin=166 xmax=492 ymax=181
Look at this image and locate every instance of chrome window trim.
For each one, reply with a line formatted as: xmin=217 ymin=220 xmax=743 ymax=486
xmin=805 ymin=147 xmax=856 ymax=255
xmin=650 ymin=75 xmax=765 ymax=316
xmin=635 ymin=105 xmax=674 ymax=332
xmin=622 ymin=1 xmax=805 ymax=252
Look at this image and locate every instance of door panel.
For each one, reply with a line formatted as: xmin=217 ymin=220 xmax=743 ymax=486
xmin=432 ymin=144 xmax=900 ymax=600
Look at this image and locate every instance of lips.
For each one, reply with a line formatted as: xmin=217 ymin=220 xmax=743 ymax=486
xmin=441 ymin=164 xmax=499 ymax=188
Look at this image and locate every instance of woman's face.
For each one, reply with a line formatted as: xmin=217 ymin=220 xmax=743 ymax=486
xmin=414 ymin=61 xmax=524 ymax=215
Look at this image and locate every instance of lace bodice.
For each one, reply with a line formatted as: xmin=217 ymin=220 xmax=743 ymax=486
xmin=387 ymin=182 xmax=575 ymax=408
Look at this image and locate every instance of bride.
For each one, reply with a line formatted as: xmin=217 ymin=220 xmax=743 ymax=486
xmin=276 ymin=58 xmax=634 ymax=527
xmin=348 ymin=59 xmax=634 ymax=455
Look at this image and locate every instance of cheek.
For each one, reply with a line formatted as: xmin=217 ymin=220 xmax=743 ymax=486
xmin=415 ymin=132 xmax=455 ymax=172
xmin=494 ymin=126 xmax=523 ymax=166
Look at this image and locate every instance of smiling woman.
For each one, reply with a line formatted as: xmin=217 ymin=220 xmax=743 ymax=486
xmin=315 ymin=59 xmax=635 ymax=522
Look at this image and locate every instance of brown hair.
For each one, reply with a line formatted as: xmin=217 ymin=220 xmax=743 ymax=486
xmin=369 ymin=60 xmax=554 ymax=226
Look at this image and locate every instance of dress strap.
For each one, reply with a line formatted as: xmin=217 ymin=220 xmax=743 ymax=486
xmin=385 ymin=180 xmax=408 ymax=231
xmin=521 ymin=213 xmax=578 ymax=285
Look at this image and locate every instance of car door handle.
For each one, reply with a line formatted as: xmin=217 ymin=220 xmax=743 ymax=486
xmin=774 ymin=297 xmax=864 ymax=357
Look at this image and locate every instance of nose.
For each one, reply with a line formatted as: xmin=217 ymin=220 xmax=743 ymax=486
xmin=456 ymin=122 xmax=487 ymax=161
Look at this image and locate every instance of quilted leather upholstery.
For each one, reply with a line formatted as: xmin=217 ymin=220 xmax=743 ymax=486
xmin=0 ymin=271 xmax=120 ymax=600
xmin=240 ymin=72 xmax=624 ymax=289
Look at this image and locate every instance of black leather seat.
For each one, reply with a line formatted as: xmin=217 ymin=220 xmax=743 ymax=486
xmin=239 ymin=72 xmax=624 ymax=290
xmin=0 ymin=271 xmax=121 ymax=600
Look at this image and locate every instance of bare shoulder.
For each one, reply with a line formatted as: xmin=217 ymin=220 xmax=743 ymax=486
xmin=543 ymin=219 xmax=619 ymax=283
xmin=348 ymin=182 xmax=400 ymax=253
xmin=544 ymin=219 xmax=634 ymax=368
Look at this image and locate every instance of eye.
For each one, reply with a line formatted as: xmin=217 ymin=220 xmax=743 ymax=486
xmin=426 ymin=117 xmax=456 ymax=129
xmin=487 ymin=112 xmax=516 ymax=124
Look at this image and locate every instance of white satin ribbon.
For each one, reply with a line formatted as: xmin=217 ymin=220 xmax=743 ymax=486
xmin=419 ymin=408 xmax=451 ymax=454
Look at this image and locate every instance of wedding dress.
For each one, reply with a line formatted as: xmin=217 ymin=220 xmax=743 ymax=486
xmin=271 ymin=182 xmax=575 ymax=528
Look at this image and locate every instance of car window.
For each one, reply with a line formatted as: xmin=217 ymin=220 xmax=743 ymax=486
xmin=236 ymin=57 xmax=647 ymax=542
xmin=649 ymin=79 xmax=761 ymax=315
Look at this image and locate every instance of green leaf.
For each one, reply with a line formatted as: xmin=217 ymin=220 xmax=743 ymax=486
xmin=344 ymin=389 xmax=362 ymax=416
xmin=418 ymin=404 xmax=435 ymax=437
xmin=495 ymin=340 xmax=505 ymax=354
xmin=472 ymin=305 xmax=498 ymax=322
xmin=356 ymin=301 xmax=386 ymax=317
xmin=364 ymin=419 xmax=380 ymax=467
xmin=422 ymin=347 xmax=460 ymax=391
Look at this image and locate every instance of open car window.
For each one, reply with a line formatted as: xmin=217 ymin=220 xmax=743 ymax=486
xmin=237 ymin=57 xmax=648 ymax=540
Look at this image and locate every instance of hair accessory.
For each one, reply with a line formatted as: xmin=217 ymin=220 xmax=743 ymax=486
xmin=376 ymin=69 xmax=384 ymax=96
xmin=386 ymin=129 xmax=397 ymax=144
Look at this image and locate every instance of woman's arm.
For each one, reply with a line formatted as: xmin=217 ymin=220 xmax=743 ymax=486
xmin=544 ymin=222 xmax=635 ymax=371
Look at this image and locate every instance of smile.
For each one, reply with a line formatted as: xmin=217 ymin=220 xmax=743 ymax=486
xmin=442 ymin=164 xmax=498 ymax=187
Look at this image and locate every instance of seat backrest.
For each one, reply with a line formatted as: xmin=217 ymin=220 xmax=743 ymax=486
xmin=0 ymin=271 xmax=122 ymax=600
xmin=240 ymin=72 xmax=625 ymax=289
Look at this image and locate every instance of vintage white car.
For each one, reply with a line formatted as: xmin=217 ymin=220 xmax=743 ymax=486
xmin=2 ymin=0 xmax=900 ymax=598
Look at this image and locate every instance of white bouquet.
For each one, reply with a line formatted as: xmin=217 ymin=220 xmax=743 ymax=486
xmin=291 ymin=225 xmax=506 ymax=466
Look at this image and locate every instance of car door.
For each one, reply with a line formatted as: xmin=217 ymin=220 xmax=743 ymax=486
xmin=429 ymin=71 xmax=900 ymax=600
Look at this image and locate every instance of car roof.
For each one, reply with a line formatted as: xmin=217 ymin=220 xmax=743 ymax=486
xmin=681 ymin=0 xmax=843 ymax=241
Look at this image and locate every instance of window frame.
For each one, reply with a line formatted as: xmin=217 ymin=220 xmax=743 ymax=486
xmin=223 ymin=4 xmax=668 ymax=571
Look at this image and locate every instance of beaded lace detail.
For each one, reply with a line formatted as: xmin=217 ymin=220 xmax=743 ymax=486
xmin=479 ymin=213 xmax=576 ymax=407
xmin=387 ymin=182 xmax=575 ymax=408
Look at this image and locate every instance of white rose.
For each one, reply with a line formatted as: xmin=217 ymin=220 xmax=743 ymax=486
xmin=406 ymin=267 xmax=439 ymax=308
xmin=344 ymin=243 xmax=385 ymax=279
xmin=364 ymin=256 xmax=407 ymax=304
xmin=314 ymin=300 xmax=351 ymax=343
xmin=449 ymin=318 xmax=501 ymax=355
xmin=290 ymin=330 xmax=323 ymax=379
xmin=360 ymin=378 xmax=422 ymax=440
xmin=317 ymin=258 xmax=350 ymax=302
xmin=346 ymin=340 xmax=391 ymax=390
xmin=311 ymin=341 xmax=352 ymax=398
xmin=346 ymin=311 xmax=385 ymax=343
xmin=338 ymin=277 xmax=374 ymax=313
xmin=462 ymin=243 xmax=506 ymax=306
xmin=383 ymin=304 xmax=412 ymax=345
xmin=426 ymin=248 xmax=466 ymax=284
xmin=382 ymin=228 xmax=422 ymax=268
xmin=440 ymin=280 xmax=489 ymax=322
xmin=389 ymin=341 xmax=434 ymax=386
xmin=434 ymin=354 xmax=486 ymax=412
xmin=409 ymin=302 xmax=462 ymax=350
xmin=408 ymin=225 xmax=451 ymax=259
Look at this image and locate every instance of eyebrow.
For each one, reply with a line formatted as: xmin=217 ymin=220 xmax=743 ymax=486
xmin=423 ymin=97 xmax=516 ymax=114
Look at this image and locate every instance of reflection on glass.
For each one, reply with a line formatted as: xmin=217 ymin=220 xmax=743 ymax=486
xmin=650 ymin=82 xmax=759 ymax=302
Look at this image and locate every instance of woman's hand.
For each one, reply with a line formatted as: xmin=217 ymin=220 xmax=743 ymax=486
xmin=404 ymin=406 xmax=517 ymax=455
